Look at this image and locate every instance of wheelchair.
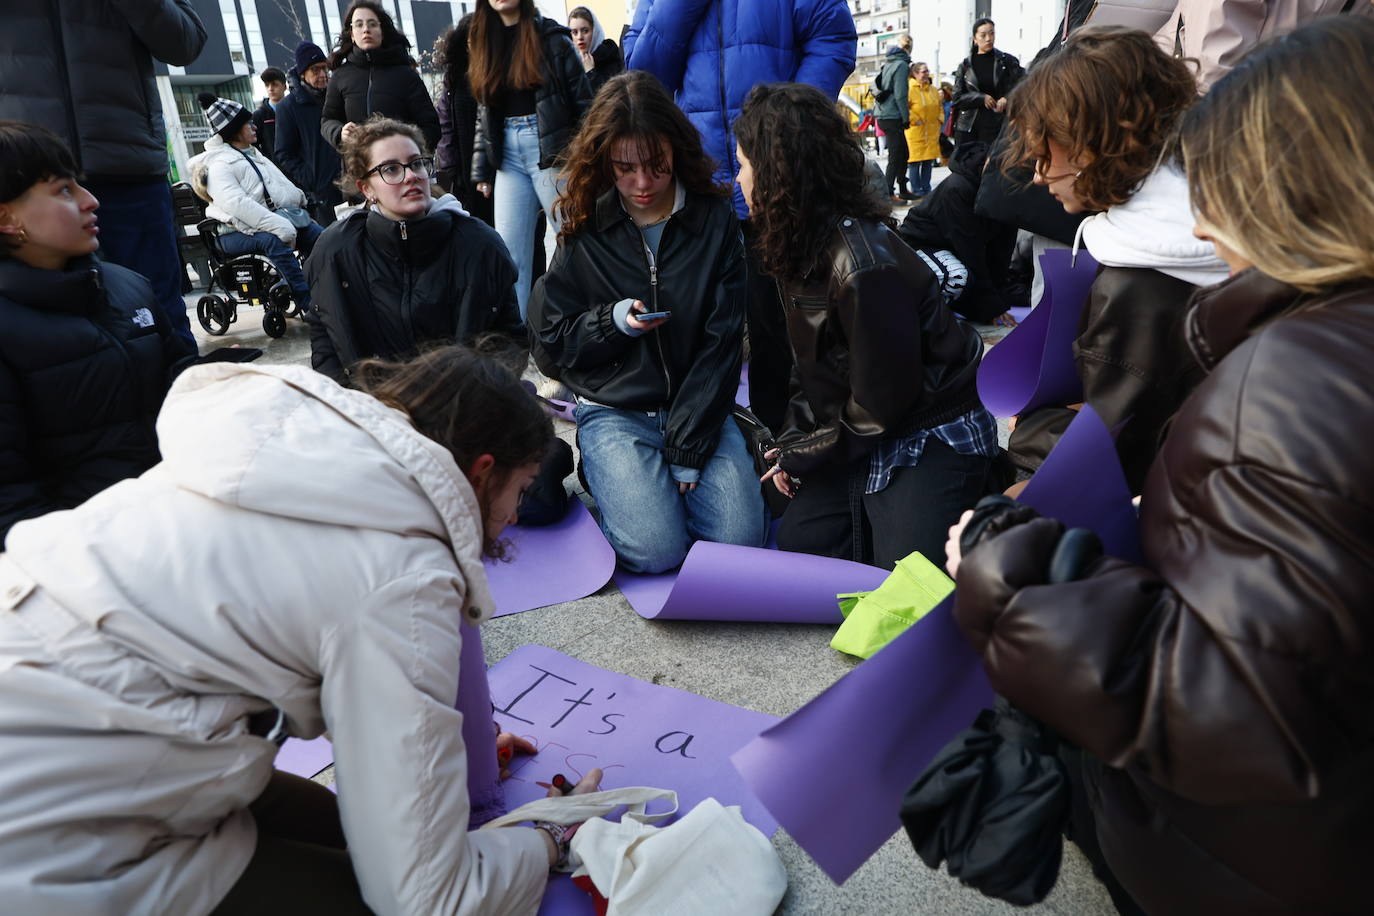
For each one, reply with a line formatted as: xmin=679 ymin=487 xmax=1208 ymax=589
xmin=194 ymin=219 xmax=308 ymax=339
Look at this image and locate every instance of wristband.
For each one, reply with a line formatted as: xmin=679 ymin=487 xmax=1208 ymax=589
xmin=533 ymin=820 xmax=573 ymax=870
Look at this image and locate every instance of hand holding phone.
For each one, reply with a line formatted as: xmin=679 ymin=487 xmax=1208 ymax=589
xmin=626 ymin=300 xmax=671 ymax=332
xmin=635 ymin=310 xmax=672 ymax=321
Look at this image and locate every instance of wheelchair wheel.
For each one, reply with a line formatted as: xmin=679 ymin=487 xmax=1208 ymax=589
xmin=262 ymin=308 xmax=287 ymax=339
xmin=196 ymin=294 xmax=232 ymax=336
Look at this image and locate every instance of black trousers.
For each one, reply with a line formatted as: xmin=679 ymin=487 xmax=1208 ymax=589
xmin=211 ymin=770 xmax=373 ymax=915
xmin=877 ymin=118 xmax=910 ymax=195
xmin=776 ymin=437 xmax=996 ymax=570
xmin=1060 ymin=747 xmax=1148 ymax=916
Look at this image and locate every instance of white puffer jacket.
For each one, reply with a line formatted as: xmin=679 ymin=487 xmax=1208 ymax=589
xmin=0 ymin=364 xmax=548 ymax=916
xmin=195 ymin=134 xmax=309 ymax=244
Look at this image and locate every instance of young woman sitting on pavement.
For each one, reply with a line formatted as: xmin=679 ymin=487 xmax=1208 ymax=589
xmin=529 ymin=71 xmax=767 ymax=573
xmin=192 ymin=91 xmax=325 ymax=314
xmin=946 ymin=17 xmax=1374 ymax=914
xmin=307 ymin=115 xmax=572 ymax=525
xmin=0 ymin=121 xmax=199 ymax=545
xmin=0 ymin=345 xmax=602 ymax=914
xmin=1001 ymin=26 xmax=1229 ymax=493
xmin=734 ymin=82 xmax=1002 ymax=571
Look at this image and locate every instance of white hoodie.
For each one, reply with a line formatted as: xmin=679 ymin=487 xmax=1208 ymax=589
xmin=1075 ymin=164 xmax=1229 ymax=288
xmin=0 ymin=364 xmax=547 ymax=916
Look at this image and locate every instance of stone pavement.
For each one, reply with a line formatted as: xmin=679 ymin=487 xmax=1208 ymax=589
xmin=180 ymin=276 xmax=1117 ymax=914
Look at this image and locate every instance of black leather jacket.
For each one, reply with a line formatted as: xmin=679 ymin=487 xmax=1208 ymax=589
xmin=952 ymin=48 xmax=1024 ymax=135
xmin=773 ymin=217 xmax=985 ymax=477
xmin=471 ymin=18 xmax=593 ymax=183
xmin=529 ymin=189 xmax=746 ymax=469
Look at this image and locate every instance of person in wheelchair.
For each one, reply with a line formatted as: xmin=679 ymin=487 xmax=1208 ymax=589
xmin=191 ymin=92 xmax=323 ymax=314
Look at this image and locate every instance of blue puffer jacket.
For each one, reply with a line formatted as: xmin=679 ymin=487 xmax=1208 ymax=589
xmin=624 ymin=0 xmax=857 ymax=218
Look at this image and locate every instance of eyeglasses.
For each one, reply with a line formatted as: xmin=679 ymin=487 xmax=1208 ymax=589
xmin=364 ymin=157 xmax=434 ymax=184
xmin=351 ymin=18 xmax=381 ymax=29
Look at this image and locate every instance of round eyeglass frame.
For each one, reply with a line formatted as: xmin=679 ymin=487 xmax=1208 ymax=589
xmin=364 ymin=157 xmax=435 ymax=185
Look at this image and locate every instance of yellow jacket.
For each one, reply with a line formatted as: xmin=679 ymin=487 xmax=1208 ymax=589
xmin=904 ymin=79 xmax=944 ymax=162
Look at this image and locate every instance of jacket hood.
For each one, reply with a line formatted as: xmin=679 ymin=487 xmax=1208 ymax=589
xmin=571 ymin=7 xmax=606 ymax=48
xmin=1077 ymin=164 xmax=1230 ymax=287
xmin=885 ymin=47 xmax=911 ymax=62
xmin=155 ymin=362 xmax=496 ymax=622
xmin=949 ymin=141 xmax=989 ymax=183
xmin=0 ymin=254 xmax=104 ymax=316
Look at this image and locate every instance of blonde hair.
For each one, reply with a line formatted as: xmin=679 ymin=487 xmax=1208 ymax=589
xmin=897 ymin=34 xmax=912 ymax=52
xmin=1180 ymin=17 xmax=1374 ymax=292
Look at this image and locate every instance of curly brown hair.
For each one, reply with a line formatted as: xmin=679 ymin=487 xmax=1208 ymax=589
xmin=733 ymin=82 xmax=890 ymax=285
xmin=555 ymin=71 xmax=724 ymax=238
xmin=1005 ymin=26 xmax=1196 ymax=212
xmin=336 ymin=115 xmax=430 ymax=196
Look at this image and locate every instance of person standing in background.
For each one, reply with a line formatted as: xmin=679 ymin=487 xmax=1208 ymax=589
xmin=251 ymin=67 xmax=286 ymax=164
xmin=321 ymin=1 xmax=441 ymax=154
xmin=434 ymin=17 xmax=494 ymax=226
xmin=874 ymin=35 xmax=912 ymax=203
xmin=274 ymin=41 xmax=343 ymax=227
xmin=952 ymin=18 xmax=1024 ymax=148
xmin=568 ymin=6 xmax=624 ymax=95
xmin=468 ymin=0 xmax=592 ymax=322
xmin=0 ymin=0 xmax=207 ymax=347
xmin=904 ymin=60 xmax=942 ymax=199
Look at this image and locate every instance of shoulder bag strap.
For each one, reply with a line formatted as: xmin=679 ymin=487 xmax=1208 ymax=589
xmin=236 ymin=148 xmax=277 ymax=210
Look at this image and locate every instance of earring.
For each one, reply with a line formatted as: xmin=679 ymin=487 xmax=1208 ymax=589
xmin=14 ymin=227 xmax=27 ymax=244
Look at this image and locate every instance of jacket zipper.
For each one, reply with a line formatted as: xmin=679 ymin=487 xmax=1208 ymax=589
xmin=637 ymin=230 xmax=672 ymax=397
xmin=366 ymin=51 xmax=374 ymax=117
xmin=398 ymin=220 xmax=412 ymax=328
xmin=48 ymin=2 xmax=83 ymax=171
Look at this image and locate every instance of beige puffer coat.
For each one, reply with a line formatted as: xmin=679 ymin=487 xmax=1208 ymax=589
xmin=0 ymin=363 xmax=547 ymax=915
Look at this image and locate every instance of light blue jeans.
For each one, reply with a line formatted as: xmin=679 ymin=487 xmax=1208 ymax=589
xmin=575 ymin=404 xmax=769 ymax=574
xmin=494 ymin=114 xmax=561 ymax=321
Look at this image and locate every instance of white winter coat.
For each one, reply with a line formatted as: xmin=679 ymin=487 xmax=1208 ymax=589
xmin=0 ymin=364 xmax=548 ymax=915
xmin=195 ymin=134 xmax=309 ymax=244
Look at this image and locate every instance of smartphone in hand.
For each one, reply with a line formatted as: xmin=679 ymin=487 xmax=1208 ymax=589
xmin=635 ymin=310 xmax=672 ymax=322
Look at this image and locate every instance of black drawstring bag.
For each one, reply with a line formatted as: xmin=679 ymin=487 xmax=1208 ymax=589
xmin=900 ymin=696 xmax=1069 ymax=905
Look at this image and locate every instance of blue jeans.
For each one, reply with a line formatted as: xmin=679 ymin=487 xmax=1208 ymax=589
xmin=576 ymin=404 xmax=769 ymax=573
xmin=907 ymin=160 xmax=934 ymax=196
xmin=85 ymin=178 xmax=196 ymax=347
xmin=494 ymin=114 xmax=561 ymax=321
xmin=218 ymin=223 xmax=322 ymax=309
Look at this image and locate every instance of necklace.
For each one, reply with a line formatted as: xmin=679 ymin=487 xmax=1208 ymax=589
xmin=635 ymin=212 xmax=671 ymax=228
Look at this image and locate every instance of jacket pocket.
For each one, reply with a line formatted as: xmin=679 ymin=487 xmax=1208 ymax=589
xmin=789 ymin=294 xmax=829 ymax=310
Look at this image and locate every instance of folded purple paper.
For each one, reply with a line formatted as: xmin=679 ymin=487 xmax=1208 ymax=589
xmin=977 ymin=248 xmax=1100 ymax=418
xmin=275 ymin=736 xmax=333 ymax=781
xmin=614 ymin=541 xmax=889 ymax=623
xmin=485 ymin=500 xmax=616 ymax=617
xmin=731 ymin=399 xmax=1140 ymax=883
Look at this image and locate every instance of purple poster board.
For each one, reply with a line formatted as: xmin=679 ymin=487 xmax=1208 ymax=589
xmin=489 ymin=645 xmax=780 ymax=916
xmin=485 ymin=501 xmax=617 ymax=617
xmin=276 ymin=735 xmax=333 ymax=781
xmin=730 ymin=401 xmax=1142 ymax=883
xmin=977 ymin=249 xmax=1100 ymax=418
xmin=613 ymin=541 xmax=889 ymax=623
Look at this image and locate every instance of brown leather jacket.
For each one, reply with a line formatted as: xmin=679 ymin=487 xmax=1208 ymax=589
xmin=774 ymin=217 xmax=983 ymax=476
xmin=1008 ymin=265 xmax=1206 ymax=492
xmin=955 ymin=269 xmax=1374 ymax=914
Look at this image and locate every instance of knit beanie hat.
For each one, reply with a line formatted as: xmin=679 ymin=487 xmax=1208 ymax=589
xmin=197 ymin=92 xmax=251 ymax=141
xmin=294 ymin=40 xmax=327 ymax=75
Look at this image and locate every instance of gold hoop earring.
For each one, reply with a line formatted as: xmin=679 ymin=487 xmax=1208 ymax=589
xmin=15 ymin=227 xmax=28 ymax=245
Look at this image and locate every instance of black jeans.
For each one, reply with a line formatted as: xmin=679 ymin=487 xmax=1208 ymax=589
xmin=877 ymin=118 xmax=909 ymax=195
xmin=211 ymin=770 xmax=373 ymax=915
xmin=776 ymin=437 xmax=996 ymax=570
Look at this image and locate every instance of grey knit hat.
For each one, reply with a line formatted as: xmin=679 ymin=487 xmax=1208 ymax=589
xmin=197 ymin=91 xmax=252 ymax=141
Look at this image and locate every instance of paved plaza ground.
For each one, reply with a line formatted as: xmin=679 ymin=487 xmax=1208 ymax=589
xmin=178 ymin=184 xmax=1119 ymax=914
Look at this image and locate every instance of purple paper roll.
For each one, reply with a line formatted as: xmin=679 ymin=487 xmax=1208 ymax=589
xmin=730 ymin=401 xmax=1143 ymax=884
xmin=1020 ymin=404 xmax=1143 ymax=564
xmin=613 ymin=541 xmax=889 ymax=623
xmin=459 ymin=622 xmax=506 ymax=827
xmin=485 ymin=501 xmax=617 ymax=617
xmin=977 ymin=249 xmax=1100 ymax=418
xmin=731 ymin=598 xmax=992 ymax=883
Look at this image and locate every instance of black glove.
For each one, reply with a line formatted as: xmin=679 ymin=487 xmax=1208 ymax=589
xmin=1046 ymin=527 xmax=1103 ymax=584
xmin=959 ymin=494 xmax=1041 ymax=556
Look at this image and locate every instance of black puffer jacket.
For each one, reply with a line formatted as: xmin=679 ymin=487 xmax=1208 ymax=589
xmin=471 ymin=18 xmax=593 ymax=183
xmin=529 ymin=189 xmax=745 ymax=469
xmin=897 ymin=141 xmax=1020 ymax=323
xmin=321 ymin=44 xmax=441 ymax=153
xmin=274 ymin=77 xmax=343 ymax=211
xmin=0 ymin=257 xmax=197 ymax=543
xmin=773 ymin=217 xmax=985 ymax=476
xmin=305 ymin=197 xmax=521 ymax=384
xmin=955 ymin=270 xmax=1374 ymax=916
